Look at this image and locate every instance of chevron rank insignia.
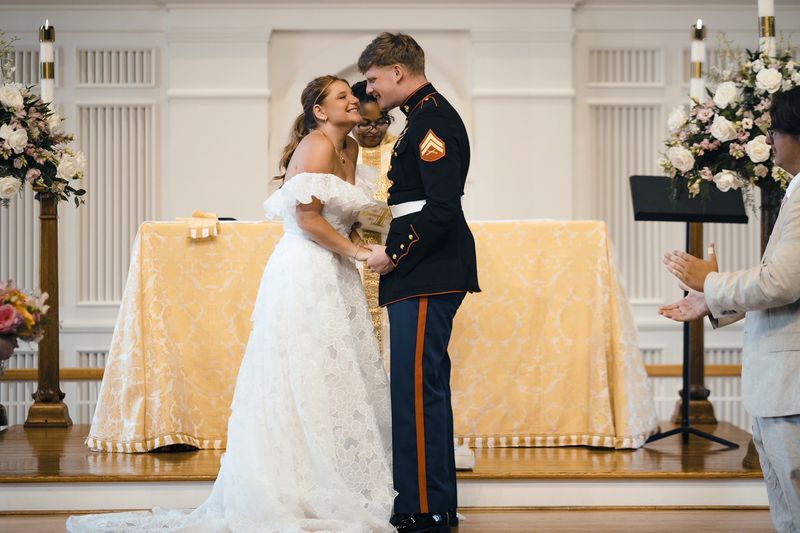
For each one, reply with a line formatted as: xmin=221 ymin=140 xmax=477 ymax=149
xmin=419 ymin=129 xmax=446 ymax=162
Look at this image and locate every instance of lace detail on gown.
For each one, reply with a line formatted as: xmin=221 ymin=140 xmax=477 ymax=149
xmin=67 ymin=166 xmax=395 ymax=533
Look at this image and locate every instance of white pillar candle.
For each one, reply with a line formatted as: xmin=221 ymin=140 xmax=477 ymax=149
xmin=38 ymin=20 xmax=55 ymax=106
xmin=690 ymin=19 xmax=706 ymax=104
xmin=758 ymin=0 xmax=776 ymax=58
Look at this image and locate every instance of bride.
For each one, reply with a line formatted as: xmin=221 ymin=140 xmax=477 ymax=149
xmin=67 ymin=75 xmax=396 ymax=532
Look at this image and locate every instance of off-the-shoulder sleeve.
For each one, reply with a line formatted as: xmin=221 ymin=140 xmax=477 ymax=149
xmin=263 ymin=169 xmax=378 ymax=220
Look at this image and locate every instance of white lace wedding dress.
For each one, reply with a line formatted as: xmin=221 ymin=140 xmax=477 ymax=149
xmin=67 ymin=167 xmax=396 ymax=533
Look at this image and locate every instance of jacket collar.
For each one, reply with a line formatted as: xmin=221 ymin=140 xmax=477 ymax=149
xmin=400 ymin=82 xmax=437 ymax=118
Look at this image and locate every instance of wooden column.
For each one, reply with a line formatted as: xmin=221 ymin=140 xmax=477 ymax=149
xmin=24 ymin=195 xmax=72 ymax=427
xmin=672 ymin=222 xmax=717 ymax=424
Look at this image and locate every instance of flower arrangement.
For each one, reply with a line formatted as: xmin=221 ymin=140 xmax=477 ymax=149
xmin=0 ymin=31 xmax=85 ymax=207
xmin=0 ymin=280 xmax=48 ymax=361
xmin=660 ymin=46 xmax=796 ymax=199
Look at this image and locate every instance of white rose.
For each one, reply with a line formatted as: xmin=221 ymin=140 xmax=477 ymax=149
xmin=745 ymin=135 xmax=771 ymax=163
xmin=75 ymin=152 xmax=86 ymax=176
xmin=56 ymin=154 xmax=81 ymax=180
xmin=752 ymin=59 xmax=765 ymax=73
xmin=668 ymin=105 xmax=689 ymax=131
xmin=0 ymin=85 xmax=23 ymax=110
xmin=741 ymin=118 xmax=754 ymax=130
xmin=667 ymin=146 xmax=695 ymax=173
xmin=756 ymin=68 xmax=783 ymax=94
xmin=0 ymin=124 xmax=28 ymax=154
xmin=47 ymin=114 xmax=64 ymax=136
xmin=754 ymin=164 xmax=769 ymax=178
xmin=713 ymin=81 xmax=739 ymax=109
xmin=709 ymin=115 xmax=738 ymax=142
xmin=713 ymin=170 xmax=744 ymax=192
xmin=0 ymin=176 xmax=21 ymax=199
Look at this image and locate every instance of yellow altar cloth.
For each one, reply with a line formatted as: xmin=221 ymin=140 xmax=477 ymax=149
xmin=86 ymin=220 xmax=657 ymax=452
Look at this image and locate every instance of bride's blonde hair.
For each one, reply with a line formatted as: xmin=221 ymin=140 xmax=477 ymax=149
xmin=275 ymin=75 xmax=347 ymax=183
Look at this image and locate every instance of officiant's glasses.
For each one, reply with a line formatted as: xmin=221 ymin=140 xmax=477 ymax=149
xmin=356 ymin=117 xmax=391 ymax=131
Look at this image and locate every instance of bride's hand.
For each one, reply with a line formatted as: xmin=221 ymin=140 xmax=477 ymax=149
xmin=354 ymin=246 xmax=372 ymax=261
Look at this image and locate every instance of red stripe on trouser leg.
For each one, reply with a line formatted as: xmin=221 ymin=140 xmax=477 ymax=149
xmin=414 ymin=296 xmax=429 ymax=513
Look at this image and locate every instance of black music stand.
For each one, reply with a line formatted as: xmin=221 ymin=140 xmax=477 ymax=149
xmin=630 ymin=175 xmax=747 ymax=449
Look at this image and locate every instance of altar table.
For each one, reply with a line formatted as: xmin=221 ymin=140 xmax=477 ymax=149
xmin=86 ymin=220 xmax=657 ymax=452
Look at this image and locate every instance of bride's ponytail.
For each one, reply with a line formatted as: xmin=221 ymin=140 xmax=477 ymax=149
xmin=274 ymin=113 xmax=309 ymax=183
xmin=273 ymin=75 xmax=347 ymax=184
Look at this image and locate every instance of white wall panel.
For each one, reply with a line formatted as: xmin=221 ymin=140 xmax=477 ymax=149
xmin=77 ymin=104 xmax=155 ymax=304
xmin=590 ymin=104 xmax=664 ymax=300
xmin=588 ymin=48 xmax=663 ymax=87
xmin=77 ymin=48 xmax=156 ymax=87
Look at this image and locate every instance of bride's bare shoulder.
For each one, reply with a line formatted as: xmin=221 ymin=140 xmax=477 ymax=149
xmin=287 ymin=131 xmax=336 ymax=177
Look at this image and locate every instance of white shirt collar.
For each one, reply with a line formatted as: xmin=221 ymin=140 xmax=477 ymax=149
xmin=786 ymin=172 xmax=800 ymax=201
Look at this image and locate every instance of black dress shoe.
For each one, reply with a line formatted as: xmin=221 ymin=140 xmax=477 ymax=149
xmin=390 ymin=513 xmax=451 ymax=532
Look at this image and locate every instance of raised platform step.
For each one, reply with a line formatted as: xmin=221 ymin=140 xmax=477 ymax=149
xmin=0 ymin=423 xmax=768 ymax=511
xmin=0 ymin=509 xmax=775 ymax=533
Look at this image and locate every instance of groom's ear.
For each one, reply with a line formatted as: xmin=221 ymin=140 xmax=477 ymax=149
xmin=392 ymin=64 xmax=405 ymax=83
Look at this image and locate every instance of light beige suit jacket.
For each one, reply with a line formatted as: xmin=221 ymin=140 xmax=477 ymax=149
xmin=705 ymin=188 xmax=800 ymax=418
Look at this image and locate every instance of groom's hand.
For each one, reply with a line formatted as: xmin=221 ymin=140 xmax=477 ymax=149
xmin=366 ymin=245 xmax=395 ymax=275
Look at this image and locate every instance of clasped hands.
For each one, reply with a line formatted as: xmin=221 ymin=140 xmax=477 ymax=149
xmin=658 ymin=244 xmax=718 ymax=322
xmin=365 ymin=245 xmax=395 ymax=275
xmin=353 ymin=244 xmax=395 ymax=275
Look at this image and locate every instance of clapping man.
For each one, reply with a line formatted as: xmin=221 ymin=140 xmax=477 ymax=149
xmin=660 ymin=87 xmax=800 ymax=532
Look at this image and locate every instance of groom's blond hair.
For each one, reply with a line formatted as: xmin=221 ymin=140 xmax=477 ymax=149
xmin=358 ymin=33 xmax=425 ymax=75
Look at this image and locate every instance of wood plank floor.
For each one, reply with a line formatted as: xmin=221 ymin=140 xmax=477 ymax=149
xmin=464 ymin=421 xmax=760 ymax=479
xmin=0 ymin=509 xmax=774 ymax=532
xmin=0 ymin=422 xmax=760 ymax=483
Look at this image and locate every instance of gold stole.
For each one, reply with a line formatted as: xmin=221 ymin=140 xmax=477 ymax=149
xmin=357 ymin=133 xmax=396 ymax=353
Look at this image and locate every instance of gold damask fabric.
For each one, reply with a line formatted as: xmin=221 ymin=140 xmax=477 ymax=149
xmin=87 ymin=220 xmax=657 ymax=452
xmin=86 ymin=222 xmax=282 ymax=452
xmin=450 ymin=221 xmax=658 ymax=449
xmin=357 ymin=132 xmax=396 ymax=204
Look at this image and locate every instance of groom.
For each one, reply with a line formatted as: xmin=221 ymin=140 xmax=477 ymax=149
xmin=359 ymin=33 xmax=480 ymax=533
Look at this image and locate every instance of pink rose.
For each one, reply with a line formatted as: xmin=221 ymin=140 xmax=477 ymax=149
xmin=0 ymin=304 xmax=20 ymax=334
xmin=697 ymin=108 xmax=714 ymax=122
xmin=25 ymin=168 xmax=41 ymax=182
xmin=699 ymin=167 xmax=714 ymax=181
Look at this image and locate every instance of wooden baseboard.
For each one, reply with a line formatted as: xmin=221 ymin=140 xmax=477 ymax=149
xmin=0 ymin=364 xmax=743 ymax=382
